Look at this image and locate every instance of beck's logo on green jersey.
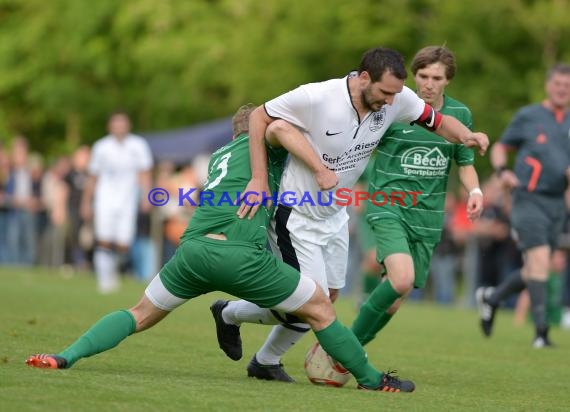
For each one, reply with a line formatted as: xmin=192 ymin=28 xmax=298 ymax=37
xmin=400 ymin=147 xmax=448 ymax=177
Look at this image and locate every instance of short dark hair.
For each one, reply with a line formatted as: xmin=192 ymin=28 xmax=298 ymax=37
xmin=358 ymin=47 xmax=407 ymax=82
xmin=232 ymin=103 xmax=257 ymax=137
xmin=546 ymin=63 xmax=570 ymax=81
xmin=411 ymin=46 xmax=456 ymax=80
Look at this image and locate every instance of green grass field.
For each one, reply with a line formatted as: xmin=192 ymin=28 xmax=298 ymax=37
xmin=1 ymin=268 xmax=569 ymax=412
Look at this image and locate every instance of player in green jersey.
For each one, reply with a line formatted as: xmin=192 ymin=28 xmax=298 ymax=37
xmin=351 ymin=46 xmax=484 ymax=346
xmin=25 ymin=104 xmax=416 ymax=393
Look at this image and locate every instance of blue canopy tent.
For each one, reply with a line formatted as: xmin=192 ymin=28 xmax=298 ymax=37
xmin=142 ymin=117 xmax=233 ymax=166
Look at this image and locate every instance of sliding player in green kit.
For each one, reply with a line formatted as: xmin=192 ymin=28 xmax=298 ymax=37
xmin=352 ymin=46 xmax=484 ymax=346
xmin=26 ymin=104 xmax=416 ymax=393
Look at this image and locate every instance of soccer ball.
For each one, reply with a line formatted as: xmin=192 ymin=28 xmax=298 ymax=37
xmin=304 ymin=342 xmax=351 ymax=387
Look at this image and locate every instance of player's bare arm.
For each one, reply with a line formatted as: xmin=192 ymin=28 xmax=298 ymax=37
xmin=266 ymin=120 xmax=338 ymax=190
xmin=490 ymin=142 xmax=519 ymax=189
xmin=458 ymin=165 xmax=484 ymax=221
xmin=237 ymin=106 xmax=272 ymax=220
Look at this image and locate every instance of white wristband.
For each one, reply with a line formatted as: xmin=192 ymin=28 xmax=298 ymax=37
xmin=469 ymin=188 xmax=483 ymax=197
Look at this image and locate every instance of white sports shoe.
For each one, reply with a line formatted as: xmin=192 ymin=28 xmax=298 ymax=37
xmin=532 ymin=336 xmax=547 ymax=349
xmin=476 ymin=287 xmax=497 ymax=337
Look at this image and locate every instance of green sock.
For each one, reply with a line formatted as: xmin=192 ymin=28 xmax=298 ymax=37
xmin=315 ymin=319 xmax=382 ymax=388
xmin=547 ymin=272 xmax=563 ymax=326
xmin=357 ymin=311 xmax=394 ymax=346
xmin=58 ymin=310 xmax=136 ymax=367
xmin=363 ymin=272 xmax=380 ymax=295
xmin=352 ymin=280 xmax=401 ymax=345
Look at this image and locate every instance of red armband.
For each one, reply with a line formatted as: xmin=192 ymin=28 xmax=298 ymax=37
xmin=413 ymin=104 xmax=443 ymax=132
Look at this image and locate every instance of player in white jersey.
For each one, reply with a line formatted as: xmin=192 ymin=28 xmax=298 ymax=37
xmin=81 ymin=112 xmax=153 ymax=294
xmin=216 ymin=47 xmax=488 ymax=382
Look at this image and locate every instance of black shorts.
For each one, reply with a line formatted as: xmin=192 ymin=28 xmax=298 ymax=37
xmin=510 ymin=190 xmax=566 ymax=251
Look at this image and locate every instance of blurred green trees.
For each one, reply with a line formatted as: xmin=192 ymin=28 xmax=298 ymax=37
xmin=0 ymin=0 xmax=569 ymax=165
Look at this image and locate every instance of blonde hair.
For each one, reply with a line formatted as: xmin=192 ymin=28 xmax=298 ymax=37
xmin=232 ymin=103 xmax=257 ymax=137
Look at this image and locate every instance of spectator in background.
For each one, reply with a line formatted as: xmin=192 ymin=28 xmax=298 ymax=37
xmin=153 ymin=160 xmax=177 ymax=264
xmin=39 ymin=156 xmax=71 ymax=268
xmin=473 ymin=176 xmax=521 ymax=292
xmin=450 ymin=189 xmax=479 ymax=307
xmin=5 ymin=136 xmax=37 ymax=265
xmin=0 ymin=143 xmax=10 ymax=264
xmin=161 ymin=163 xmax=199 ymax=263
xmin=30 ymin=153 xmax=47 ymax=263
xmin=130 ymin=205 xmax=156 ymax=282
xmin=63 ymin=145 xmax=91 ymax=271
xmin=191 ymin=153 xmax=211 ymax=189
xmin=81 ymin=112 xmax=153 ymax=294
xmin=429 ymin=193 xmax=460 ymax=304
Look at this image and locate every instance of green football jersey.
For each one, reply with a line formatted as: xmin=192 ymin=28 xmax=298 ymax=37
xmin=366 ymin=95 xmax=474 ymax=242
xmin=181 ymin=134 xmax=287 ymax=247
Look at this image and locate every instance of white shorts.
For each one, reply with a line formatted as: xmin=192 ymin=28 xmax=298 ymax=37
xmin=268 ymin=205 xmax=349 ymax=292
xmin=94 ymin=206 xmax=137 ymax=246
xmin=144 ymin=272 xmax=316 ymax=313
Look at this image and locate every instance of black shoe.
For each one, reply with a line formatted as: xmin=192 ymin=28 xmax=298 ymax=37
xmin=358 ymin=370 xmax=415 ymax=393
xmin=210 ymin=300 xmax=242 ymax=361
xmin=476 ymin=287 xmax=497 ymax=337
xmin=247 ymin=355 xmax=295 ymax=383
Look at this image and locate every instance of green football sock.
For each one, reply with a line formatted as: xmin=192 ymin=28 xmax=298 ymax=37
xmin=58 ymin=310 xmax=136 ymax=367
xmin=362 ymin=272 xmax=380 ymax=295
xmin=356 ymin=311 xmax=394 ymax=346
xmin=315 ymin=319 xmax=382 ymax=388
xmin=352 ymin=280 xmax=401 ymax=346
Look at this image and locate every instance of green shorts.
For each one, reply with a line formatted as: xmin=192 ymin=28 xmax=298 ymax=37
xmin=159 ymin=237 xmax=301 ymax=309
xmin=368 ymin=218 xmax=437 ymax=289
xmin=357 ymin=212 xmax=377 ymax=252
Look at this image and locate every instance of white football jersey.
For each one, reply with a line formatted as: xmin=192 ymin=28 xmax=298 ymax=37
xmin=265 ymin=73 xmax=426 ymax=232
xmin=89 ymin=134 xmax=153 ymax=211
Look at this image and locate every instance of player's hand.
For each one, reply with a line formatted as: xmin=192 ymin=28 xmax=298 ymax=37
xmin=466 ymin=191 xmax=484 ymax=222
xmin=462 ymin=132 xmax=489 ymax=156
xmin=499 ymin=170 xmax=519 ymax=190
xmin=315 ymin=167 xmax=338 ymax=190
xmin=237 ymin=177 xmax=270 ymax=220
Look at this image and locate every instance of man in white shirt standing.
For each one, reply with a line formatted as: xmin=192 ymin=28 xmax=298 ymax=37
xmin=81 ymin=112 xmax=153 ymax=294
xmin=214 ymin=47 xmax=488 ymax=382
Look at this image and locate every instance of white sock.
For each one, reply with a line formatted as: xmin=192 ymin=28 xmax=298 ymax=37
xmin=94 ymin=247 xmax=119 ymax=294
xmin=222 ymin=300 xmax=278 ymax=326
xmin=255 ymin=324 xmax=309 ymax=365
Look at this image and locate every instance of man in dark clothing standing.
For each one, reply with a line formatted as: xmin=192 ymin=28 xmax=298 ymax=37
xmin=477 ymin=63 xmax=570 ymax=347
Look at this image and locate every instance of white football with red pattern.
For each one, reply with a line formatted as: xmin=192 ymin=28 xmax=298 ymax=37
xmin=304 ymin=342 xmax=351 ymax=387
